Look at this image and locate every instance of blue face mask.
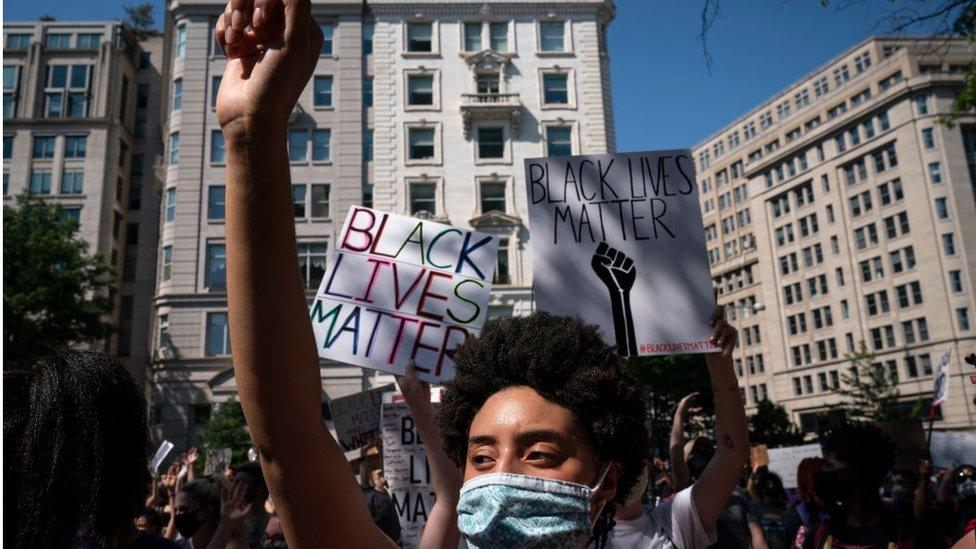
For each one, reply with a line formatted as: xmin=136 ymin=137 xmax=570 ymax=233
xmin=456 ymin=468 xmax=611 ymax=549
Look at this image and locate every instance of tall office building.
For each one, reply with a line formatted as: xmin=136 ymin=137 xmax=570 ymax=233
xmin=2 ymin=22 xmax=166 ymax=387
xmin=695 ymin=37 xmax=976 ymax=431
xmin=154 ymin=0 xmax=616 ymax=446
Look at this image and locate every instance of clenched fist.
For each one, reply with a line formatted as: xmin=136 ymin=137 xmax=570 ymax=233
xmin=214 ymin=0 xmax=323 ymax=132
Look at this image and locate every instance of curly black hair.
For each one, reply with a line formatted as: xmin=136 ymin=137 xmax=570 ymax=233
xmin=821 ymin=420 xmax=895 ymax=489
xmin=438 ymin=312 xmax=650 ymax=545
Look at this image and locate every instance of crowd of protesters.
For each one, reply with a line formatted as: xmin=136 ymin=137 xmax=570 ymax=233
xmin=4 ymin=0 xmax=976 ymax=547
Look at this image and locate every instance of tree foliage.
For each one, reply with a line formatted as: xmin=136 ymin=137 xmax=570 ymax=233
xmin=836 ymin=341 xmax=920 ymax=422
xmin=3 ymin=193 xmax=114 ymax=371
xmin=749 ymin=399 xmax=806 ymax=448
xmin=124 ymin=3 xmax=157 ymax=40
xmin=628 ymin=353 xmax=713 ymax=456
xmin=197 ymin=398 xmax=252 ymax=466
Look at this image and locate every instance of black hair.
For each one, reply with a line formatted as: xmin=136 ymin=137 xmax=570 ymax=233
xmin=232 ymin=461 xmax=266 ymax=485
xmin=438 ymin=312 xmax=650 ymax=547
xmin=138 ymin=508 xmax=165 ymax=533
xmin=750 ymin=466 xmax=787 ymax=506
xmin=4 ymin=349 xmax=150 ymax=548
xmin=821 ymin=421 xmax=895 ymax=489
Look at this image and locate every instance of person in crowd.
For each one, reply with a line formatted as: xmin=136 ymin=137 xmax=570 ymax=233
xmin=783 ymin=457 xmax=824 ymax=547
xmin=359 ymin=467 xmax=402 ymax=544
xmin=137 ymin=509 xmax=167 ymax=537
xmin=805 ymin=421 xmax=905 ymax=548
xmin=168 ymin=475 xmax=248 ymax=549
xmin=262 ymin=515 xmax=287 ymax=548
xmin=230 ymin=462 xmax=272 ymax=547
xmin=371 ymin=469 xmax=390 ymax=495
xmin=935 ymin=464 xmax=976 ymax=545
xmin=216 ymin=0 xmax=747 ymax=547
xmin=651 ymin=458 xmax=675 ymax=503
xmin=747 ymin=467 xmax=789 ymax=549
xmin=598 ymin=461 xmax=654 ymax=548
xmin=4 ymin=350 xmax=178 ymax=548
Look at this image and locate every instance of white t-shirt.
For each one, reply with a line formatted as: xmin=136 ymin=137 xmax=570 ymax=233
xmin=602 ymin=486 xmax=715 ymax=549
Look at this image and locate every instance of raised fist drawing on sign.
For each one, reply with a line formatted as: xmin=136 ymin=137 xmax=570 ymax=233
xmin=591 ymin=242 xmax=638 ymax=356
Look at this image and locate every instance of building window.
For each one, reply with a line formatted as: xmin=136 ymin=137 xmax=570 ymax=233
xmin=320 ymin=22 xmax=334 ymax=55
xmin=77 ymin=33 xmax=101 ymax=49
xmin=363 ymin=22 xmax=374 ymax=54
xmin=915 ymin=95 xmax=928 ymax=115
xmin=165 ymin=188 xmax=176 ymax=222
xmin=313 ymin=76 xmax=333 ymax=107
xmin=935 ymin=197 xmax=949 ymax=219
xmin=61 ymin=206 xmax=81 ymax=226
xmin=211 ymin=76 xmax=221 ymax=108
xmin=6 ymin=34 xmax=31 ymax=49
xmin=311 ymin=184 xmax=330 ymax=218
xmin=464 ymin=22 xmax=482 ymax=52
xmin=64 ymin=135 xmax=87 ymax=158
xmin=406 ymin=23 xmax=433 ymax=52
xmin=205 ymin=313 xmax=231 ymax=356
xmin=206 ymin=243 xmax=227 ymax=291
xmin=298 ymin=243 xmax=328 ymax=289
xmin=172 ymin=78 xmax=183 ymax=110
xmin=176 ymin=25 xmax=187 ymax=58
xmin=32 ymin=135 xmax=56 ymax=158
xmin=943 ymin=233 xmax=956 ymax=255
xmin=293 ymin=185 xmax=307 ymax=218
xmin=950 ymin=270 xmax=963 ymax=293
xmin=312 ymin=129 xmax=331 ymax=162
xmin=161 ymin=246 xmax=173 ymax=281
xmin=539 ymin=21 xmax=565 ymax=52
xmin=45 ymin=33 xmax=71 ymax=49
xmin=477 ymin=73 xmax=500 ymax=94
xmin=958 ymin=308 xmax=971 ymax=331
xmin=363 ymin=130 xmax=373 ymax=162
xmin=408 ymin=127 xmax=436 ymax=160
xmin=3 ymin=65 xmax=20 ymax=119
xmin=480 ymin=180 xmax=506 ymax=213
xmin=208 ymin=186 xmax=225 ymax=220
xmin=407 ymin=74 xmax=434 ymax=106
xmin=542 ymin=73 xmax=569 ymax=105
xmin=494 ymin=237 xmax=510 ymax=284
xmin=546 ymin=125 xmax=572 ymax=156
xmin=289 ymin=129 xmax=308 ymax=162
xmin=61 ymin=170 xmax=84 ymax=194
xmin=363 ymin=76 xmax=373 ymax=107
xmin=409 ymin=182 xmax=436 ymax=215
xmin=477 ymin=127 xmax=505 ymax=159
xmin=363 ymin=183 xmax=373 ymax=208
xmin=490 ymin=22 xmax=509 ymax=52
xmin=29 ymin=170 xmax=52 ymax=194
xmin=3 ymin=135 xmax=12 ymax=159
xmin=169 ymin=132 xmax=180 ymax=165
xmin=210 ymin=130 xmax=225 ymax=163
xmin=921 ymin=128 xmax=935 ymax=149
xmin=928 ymin=162 xmax=942 ymax=184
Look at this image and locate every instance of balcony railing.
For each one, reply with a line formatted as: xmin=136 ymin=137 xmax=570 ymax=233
xmin=459 ymin=93 xmax=523 ymax=137
xmin=461 ymin=93 xmax=521 ymax=105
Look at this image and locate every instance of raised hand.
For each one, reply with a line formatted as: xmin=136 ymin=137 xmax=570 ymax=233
xmin=221 ymin=482 xmax=255 ymax=526
xmin=396 ymin=361 xmax=431 ymax=405
xmin=215 ymin=0 xmax=324 ymax=131
xmin=591 ymin=242 xmax=638 ymax=355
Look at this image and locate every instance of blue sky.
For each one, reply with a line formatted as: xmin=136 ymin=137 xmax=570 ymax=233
xmin=5 ymin=0 xmax=942 ymax=151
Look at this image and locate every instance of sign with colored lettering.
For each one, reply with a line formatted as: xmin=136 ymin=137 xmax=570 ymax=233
xmin=329 ymin=384 xmax=395 ymax=452
xmin=311 ymin=207 xmax=497 ymax=382
xmin=524 ymin=150 xmax=717 ymax=356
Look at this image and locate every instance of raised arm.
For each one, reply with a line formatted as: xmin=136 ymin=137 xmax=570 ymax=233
xmin=396 ymin=363 xmax=463 ymax=549
xmin=691 ymin=308 xmax=748 ymax=531
xmin=218 ymin=1 xmax=392 ymax=546
xmin=669 ymin=392 xmax=699 ymax=492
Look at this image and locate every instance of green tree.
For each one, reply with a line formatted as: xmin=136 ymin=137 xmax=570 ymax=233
xmin=749 ymin=399 xmax=806 ymax=448
xmin=3 ymin=193 xmax=114 ymax=370
xmin=124 ymin=3 xmax=157 ymax=41
xmin=628 ymin=353 xmax=713 ymax=455
xmin=197 ymin=398 xmax=252 ymax=468
xmin=836 ymin=341 xmax=921 ymax=422
xmin=39 ymin=14 xmax=56 ymax=21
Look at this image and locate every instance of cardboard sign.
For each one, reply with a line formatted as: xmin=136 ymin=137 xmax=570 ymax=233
xmin=329 ymin=384 xmax=395 ymax=452
xmin=930 ymin=431 xmax=976 ymax=469
xmin=766 ymin=443 xmax=823 ymax=489
xmin=311 ymin=206 xmax=497 ymax=382
xmin=204 ymin=447 xmax=233 ymax=476
xmin=149 ymin=440 xmax=174 ymax=475
xmin=750 ymin=445 xmax=769 ymax=468
xmin=524 ymin=151 xmax=717 ymax=356
xmin=381 ymin=393 xmax=438 ymax=549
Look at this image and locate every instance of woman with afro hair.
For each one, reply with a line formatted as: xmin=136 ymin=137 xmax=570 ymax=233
xmin=214 ymin=0 xmax=748 ymax=547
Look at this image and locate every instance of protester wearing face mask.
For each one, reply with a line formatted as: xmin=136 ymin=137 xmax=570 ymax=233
xmin=784 ymin=457 xmax=824 ymax=548
xmin=171 ymin=476 xmax=248 ymax=549
xmin=228 ymin=462 xmax=272 ymax=547
xmin=805 ymin=421 xmax=906 ymax=549
xmin=215 ymin=0 xmax=747 ymax=547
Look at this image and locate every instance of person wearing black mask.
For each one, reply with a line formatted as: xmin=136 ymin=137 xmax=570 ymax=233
xmin=171 ymin=476 xmax=248 ymax=548
xmin=945 ymin=465 xmax=976 ymax=544
xmin=806 ymin=421 xmax=905 ymax=549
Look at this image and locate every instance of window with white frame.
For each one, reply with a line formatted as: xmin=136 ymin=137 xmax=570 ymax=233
xmin=494 ymin=237 xmax=511 ymax=284
xmin=409 ymin=181 xmax=437 ymax=215
xmin=545 ymin=125 xmax=572 ymax=156
xmin=477 ymin=73 xmax=500 ymax=94
xmin=480 ymin=180 xmax=506 ymax=213
xmin=311 ymin=184 xmax=330 ymax=218
xmin=477 ymin=126 xmax=505 ymax=160
xmin=406 ymin=23 xmax=433 ymax=52
xmin=407 ymin=126 xmax=436 ymax=161
xmin=463 ymin=22 xmax=482 ymax=52
xmin=539 ymin=21 xmax=565 ymax=52
xmin=176 ymin=25 xmax=187 ymax=58
xmin=169 ymin=132 xmax=180 ymax=165
xmin=489 ymin=22 xmax=509 ymax=51
xmin=172 ymin=78 xmax=183 ymax=110
xmin=165 ymin=187 xmax=176 ymax=222
xmin=205 ymin=242 xmax=227 ymax=291
xmin=293 ymin=184 xmax=307 ymax=218
xmin=29 ymin=170 xmax=52 ymax=194
xmin=44 ymin=64 xmax=92 ymax=118
xmin=161 ymin=246 xmax=173 ymax=281
xmin=77 ymin=33 xmax=100 ymax=49
xmin=298 ymin=243 xmax=328 ymax=289
xmin=205 ymin=312 xmax=231 ymax=356
xmin=313 ymin=76 xmax=333 ymax=107
xmin=407 ymin=73 xmax=434 ymax=106
xmin=208 ymin=186 xmax=225 ymax=220
xmin=320 ymin=22 xmax=334 ymax=55
xmin=210 ymin=130 xmax=225 ymax=163
xmin=312 ymin=129 xmax=331 ymax=162
xmin=46 ymin=33 xmax=71 ymax=49
xmin=3 ymin=65 xmax=20 ymax=119
xmin=61 ymin=169 xmax=84 ymax=194
xmin=542 ymin=72 xmax=569 ymax=106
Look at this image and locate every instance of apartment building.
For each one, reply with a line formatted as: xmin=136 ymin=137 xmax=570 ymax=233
xmin=2 ymin=22 xmax=166 ymax=387
xmin=695 ymin=37 xmax=976 ymax=431
xmin=154 ymin=0 xmax=616 ymax=446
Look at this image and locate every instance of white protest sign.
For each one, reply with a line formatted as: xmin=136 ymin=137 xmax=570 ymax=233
xmin=381 ymin=391 xmax=440 ymax=549
xmin=766 ymin=443 xmax=823 ymax=489
xmin=204 ymin=447 xmax=233 ymax=476
xmin=311 ymin=206 xmax=497 ymax=382
xmin=524 ymin=151 xmax=717 ymax=356
xmin=149 ymin=440 xmax=174 ymax=475
xmin=929 ymin=431 xmax=976 ymax=468
xmin=329 ymin=384 xmax=395 ymax=452
xmin=932 ymin=351 xmax=951 ymax=407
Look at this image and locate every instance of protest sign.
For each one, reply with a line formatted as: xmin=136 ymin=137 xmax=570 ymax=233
xmin=524 ymin=151 xmax=717 ymax=356
xmin=149 ymin=440 xmax=174 ymax=475
xmin=381 ymin=391 xmax=441 ymax=549
xmin=750 ymin=445 xmax=769 ymax=468
xmin=311 ymin=206 xmax=497 ymax=382
xmin=766 ymin=443 xmax=822 ymax=489
xmin=204 ymin=447 xmax=233 ymax=476
xmin=933 ymin=351 xmax=951 ymax=408
xmin=329 ymin=384 xmax=395 ymax=452
xmin=930 ymin=431 xmax=976 ymax=468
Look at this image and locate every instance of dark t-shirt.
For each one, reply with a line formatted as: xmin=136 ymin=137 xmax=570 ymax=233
xmin=362 ymin=485 xmax=402 ymax=543
xmin=749 ymin=500 xmax=790 ymax=549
